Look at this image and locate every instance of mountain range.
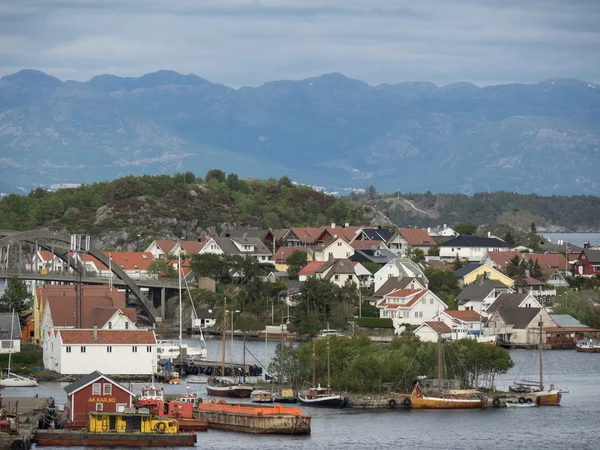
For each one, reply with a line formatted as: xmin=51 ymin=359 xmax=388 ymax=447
xmin=1 ymin=69 xmax=599 ymax=195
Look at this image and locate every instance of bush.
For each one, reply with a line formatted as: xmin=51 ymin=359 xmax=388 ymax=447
xmin=357 ymin=306 xmax=380 ymax=318
xmin=356 ymin=317 xmax=394 ymax=328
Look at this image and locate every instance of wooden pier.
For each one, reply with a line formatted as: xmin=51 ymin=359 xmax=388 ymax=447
xmin=0 ymin=396 xmax=54 ymax=450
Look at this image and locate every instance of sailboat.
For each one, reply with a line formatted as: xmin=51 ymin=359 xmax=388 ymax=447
xmin=511 ymin=312 xmax=566 ymax=406
xmin=206 ymin=300 xmax=253 ymax=398
xmin=182 ymin=260 xmax=208 ymax=361
xmin=409 ymin=319 xmax=487 ymax=409
xmin=298 ymin=329 xmax=347 ymax=408
xmin=0 ymin=309 xmax=38 ymax=388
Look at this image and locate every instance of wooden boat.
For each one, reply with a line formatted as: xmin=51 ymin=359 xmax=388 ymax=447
xmin=506 ymin=401 xmax=536 ymax=408
xmin=273 ymin=388 xmax=298 ymax=404
xmin=35 ymin=409 xmax=197 ymax=447
xmin=408 ymin=319 xmax=487 ymax=410
xmin=576 ymin=339 xmax=600 ymax=353
xmin=196 ymin=400 xmax=311 ymax=435
xmin=251 ymin=390 xmax=274 ymax=403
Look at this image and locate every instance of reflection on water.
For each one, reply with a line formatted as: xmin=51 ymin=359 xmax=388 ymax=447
xmin=9 ymin=349 xmax=600 ymax=449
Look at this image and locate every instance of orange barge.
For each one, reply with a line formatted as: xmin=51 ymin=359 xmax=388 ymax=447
xmin=195 ymin=401 xmax=311 ymax=435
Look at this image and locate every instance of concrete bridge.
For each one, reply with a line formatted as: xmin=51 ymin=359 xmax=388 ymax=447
xmin=0 ymin=230 xmax=160 ymax=323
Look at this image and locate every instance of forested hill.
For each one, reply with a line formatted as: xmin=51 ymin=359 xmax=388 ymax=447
xmin=0 ymin=171 xmax=368 ymax=250
xmin=353 ymin=190 xmax=600 ymax=232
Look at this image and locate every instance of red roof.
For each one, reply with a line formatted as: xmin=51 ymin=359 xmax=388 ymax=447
xmin=177 ymin=240 xmax=205 ymax=254
xmin=59 ymin=329 xmax=156 ymax=345
xmin=289 ymin=227 xmax=324 ymax=244
xmin=422 ymin=321 xmax=452 ymax=334
xmin=350 ymin=240 xmax=383 ymax=250
xmin=378 ymin=289 xmax=429 ymax=308
xmin=298 ymin=261 xmax=327 ymax=276
xmin=319 ymin=226 xmax=368 ymax=243
xmin=104 ymin=252 xmax=154 ymax=271
xmin=271 ymin=246 xmax=311 ymax=263
xmin=397 ymin=228 xmax=436 ymax=246
xmin=153 ymin=240 xmax=178 ymax=253
xmin=487 ymin=251 xmax=521 ymax=269
xmin=443 ymin=310 xmax=482 ymax=322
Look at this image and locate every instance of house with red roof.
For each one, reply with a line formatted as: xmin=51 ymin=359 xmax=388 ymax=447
xmin=387 ymin=228 xmax=437 ymax=257
xmin=574 ymin=250 xmax=600 ymax=277
xmin=145 ymin=239 xmax=179 ymax=259
xmin=376 ymin=289 xmax=447 ymax=333
xmin=484 ymin=251 xmax=569 ymax=287
xmin=298 ymin=261 xmax=327 ymax=281
xmin=44 ymin=328 xmax=157 ymax=375
xmin=439 ymin=310 xmax=484 ymax=339
xmin=271 ymin=246 xmax=314 ymax=272
xmin=413 ymin=321 xmax=452 ymax=342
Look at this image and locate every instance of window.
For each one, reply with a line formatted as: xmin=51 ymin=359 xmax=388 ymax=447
xmin=132 ymin=346 xmax=138 ymax=353
xmin=125 ymin=322 xmax=129 ymax=330
xmin=348 ymin=275 xmax=353 ymax=280
xmin=108 ymin=321 xmax=112 ymax=329
xmin=107 ymin=346 xmax=112 ymax=353
xmin=147 ymin=346 xmax=152 ymax=352
xmin=334 ymin=275 xmax=339 ymax=281
xmin=81 ymin=346 xmax=86 ymax=353
xmin=103 ymin=383 xmax=112 ymax=395
xmin=96 ymin=403 xmax=103 ymax=411
xmin=66 ymin=346 xmax=71 ymax=353
xmin=92 ymin=383 xmax=101 ymax=395
xmin=337 ymin=242 xmax=342 ymax=246
xmin=430 ymin=298 xmax=434 ymax=304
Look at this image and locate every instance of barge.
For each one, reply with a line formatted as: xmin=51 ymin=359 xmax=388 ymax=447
xmin=195 ymin=401 xmax=311 ymax=435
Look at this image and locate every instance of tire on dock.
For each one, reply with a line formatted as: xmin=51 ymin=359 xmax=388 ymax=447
xmin=492 ymin=398 xmax=501 ymax=408
xmin=11 ymin=439 xmax=25 ymax=450
xmin=388 ymin=399 xmax=397 ymax=409
xmin=402 ymin=397 xmax=412 ymax=408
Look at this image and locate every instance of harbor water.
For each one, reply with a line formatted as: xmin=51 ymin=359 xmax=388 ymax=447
xmin=7 ymin=343 xmax=600 ymax=449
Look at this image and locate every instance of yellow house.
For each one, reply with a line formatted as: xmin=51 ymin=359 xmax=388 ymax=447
xmin=271 ymin=247 xmax=314 ymax=273
xmin=457 ymin=263 xmax=514 ymax=288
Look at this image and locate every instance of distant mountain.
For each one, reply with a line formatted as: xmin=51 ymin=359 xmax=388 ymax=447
xmin=1 ymin=70 xmax=599 ymax=194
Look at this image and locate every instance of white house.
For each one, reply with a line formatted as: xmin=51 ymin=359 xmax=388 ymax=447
xmin=315 ymin=259 xmax=359 ymax=289
xmin=456 ymin=279 xmax=514 ymax=317
xmin=439 ymin=235 xmax=509 ymax=262
xmin=199 ymin=237 xmax=272 ymax=263
xmin=44 ymin=328 xmax=157 ymax=375
xmin=0 ymin=313 xmax=21 ymax=354
xmin=313 ymin=238 xmax=354 ymax=262
xmin=414 ymin=321 xmax=452 ymax=342
xmin=387 ymin=229 xmax=436 ymax=257
xmin=145 ymin=240 xmax=178 ymax=259
xmin=438 ymin=226 xmax=457 ymax=237
xmin=485 ymin=292 xmax=543 ymax=317
xmin=373 ymin=258 xmax=429 ymax=292
xmin=376 ymin=289 xmax=447 ymax=334
xmin=439 ymin=310 xmax=484 ymax=340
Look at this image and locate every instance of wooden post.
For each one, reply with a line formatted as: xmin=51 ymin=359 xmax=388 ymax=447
xmin=312 ymin=340 xmax=316 ymax=388
xmin=221 ymin=298 xmax=227 ymax=377
xmin=539 ymin=312 xmax=544 ymax=391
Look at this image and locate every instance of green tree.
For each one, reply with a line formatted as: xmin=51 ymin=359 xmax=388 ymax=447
xmin=503 ymin=232 xmax=516 ymax=246
xmin=205 ymin=169 xmax=226 ymax=184
xmin=452 ymin=256 xmax=463 ymax=271
xmin=0 ymin=277 xmax=30 ymax=327
xmin=506 ymin=256 xmax=525 ymax=278
xmin=262 ymin=211 xmax=282 ymax=229
xmin=454 ymin=223 xmax=478 ymax=235
xmin=427 ymin=246 xmax=440 ymax=256
xmin=408 ymin=248 xmax=425 ymax=264
xmin=277 ymin=176 xmax=293 ymax=187
xmin=361 ymin=262 xmax=381 ymax=275
xmin=285 ymin=251 xmax=308 ymax=280
xmin=529 ymin=259 xmax=544 ymax=280
xmin=423 ymin=268 xmax=460 ymax=298
xmin=147 ymin=259 xmax=177 ymax=278
xmin=190 ymin=254 xmax=229 ymax=284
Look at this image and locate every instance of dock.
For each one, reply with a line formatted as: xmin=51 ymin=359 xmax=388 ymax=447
xmin=0 ymin=396 xmax=54 ymax=450
xmin=165 ymin=360 xmax=264 ymax=378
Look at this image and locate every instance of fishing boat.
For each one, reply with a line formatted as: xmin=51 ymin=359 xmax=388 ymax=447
xmin=273 ymin=388 xmax=298 ymax=404
xmin=408 ymin=319 xmax=487 ymax=409
xmin=134 ymin=377 xmax=165 ymax=409
xmin=511 ymin=312 xmax=567 ymax=406
xmin=251 ymin=390 xmax=274 ymax=403
xmin=0 ymin=310 xmax=38 ymax=388
xmin=35 ymin=408 xmax=197 ymax=447
xmin=196 ymin=400 xmax=311 ymax=435
xmin=575 ymin=339 xmax=600 ymax=353
xmin=298 ymin=332 xmax=347 ymax=408
xmin=206 ymin=299 xmax=253 ymax=398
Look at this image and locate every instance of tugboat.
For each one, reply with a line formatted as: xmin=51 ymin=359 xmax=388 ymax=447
xmin=135 ymin=377 xmax=165 ymax=409
xmin=576 ymin=339 xmax=600 ymax=353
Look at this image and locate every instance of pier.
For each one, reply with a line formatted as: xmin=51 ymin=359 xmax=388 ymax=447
xmin=0 ymin=396 xmax=54 ymax=450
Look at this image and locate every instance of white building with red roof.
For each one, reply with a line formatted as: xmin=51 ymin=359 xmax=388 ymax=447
xmin=376 ymin=289 xmax=447 ymax=333
xmin=414 ymin=321 xmax=452 ymax=342
xmin=44 ymin=328 xmax=157 ymax=375
xmin=439 ymin=310 xmax=484 ymax=340
xmin=387 ymin=228 xmax=437 ymax=257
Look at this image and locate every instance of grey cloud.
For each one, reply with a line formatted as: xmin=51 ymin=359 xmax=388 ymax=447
xmin=0 ymin=0 xmax=598 ymax=87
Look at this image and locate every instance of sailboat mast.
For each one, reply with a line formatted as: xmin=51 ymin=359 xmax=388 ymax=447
xmin=539 ymin=311 xmax=544 ymax=391
xmin=243 ymin=331 xmax=247 ymax=382
xmin=178 ymin=253 xmax=182 ymax=348
xmin=327 ymin=332 xmax=331 ymax=393
xmin=312 ymin=340 xmax=316 ymax=387
xmin=221 ymin=298 xmax=227 ymax=377
xmin=7 ymin=309 xmax=15 ymax=377
xmin=437 ymin=318 xmax=442 ymax=395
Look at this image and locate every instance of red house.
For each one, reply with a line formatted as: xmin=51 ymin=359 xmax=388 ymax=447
xmin=64 ymin=370 xmax=135 ymax=423
xmin=575 ymin=250 xmax=600 ymax=277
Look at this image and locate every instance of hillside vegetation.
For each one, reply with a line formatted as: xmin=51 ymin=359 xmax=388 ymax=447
xmin=0 ymin=171 xmax=367 ymax=249
xmin=352 ymin=190 xmax=600 ymax=232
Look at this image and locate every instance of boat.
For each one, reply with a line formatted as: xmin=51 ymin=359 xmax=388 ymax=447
xmin=298 ymin=331 xmax=347 ymax=408
xmin=251 ymin=390 xmax=274 ymax=403
xmin=506 ymin=401 xmax=537 ymax=408
xmin=184 ymin=267 xmax=208 ymax=361
xmin=196 ymin=400 xmax=311 ymax=435
xmin=511 ymin=312 xmax=567 ymax=406
xmin=576 ymin=339 xmax=600 ymax=353
xmin=134 ymin=377 xmax=165 ymax=409
xmin=273 ymin=388 xmax=298 ymax=404
xmin=408 ymin=319 xmax=487 ymax=409
xmin=35 ymin=408 xmax=197 ymax=447
xmin=206 ymin=299 xmax=253 ymax=398
xmin=0 ymin=309 xmax=38 ymax=388
xmin=316 ymin=328 xmax=344 ymax=339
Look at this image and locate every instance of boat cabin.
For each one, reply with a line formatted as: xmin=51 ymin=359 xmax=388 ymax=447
xmin=89 ymin=409 xmax=178 ymax=434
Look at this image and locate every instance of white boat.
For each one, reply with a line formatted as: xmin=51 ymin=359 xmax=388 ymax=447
xmin=156 ymin=340 xmax=181 ymax=360
xmin=506 ymin=401 xmax=537 ymax=408
xmin=186 ymin=376 xmax=208 ymax=384
xmin=186 ymin=345 xmax=208 ymax=361
xmin=0 ymin=309 xmax=38 ymax=388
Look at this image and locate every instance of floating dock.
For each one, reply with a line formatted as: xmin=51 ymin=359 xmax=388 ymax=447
xmin=34 ymin=430 xmax=197 ymax=447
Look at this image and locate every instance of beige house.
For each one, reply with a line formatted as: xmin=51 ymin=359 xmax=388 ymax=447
xmin=313 ymin=238 xmax=354 ymax=262
xmin=484 ymin=307 xmax=556 ymax=345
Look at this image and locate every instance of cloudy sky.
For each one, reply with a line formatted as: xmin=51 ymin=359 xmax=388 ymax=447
xmin=1 ymin=0 xmax=599 ymax=87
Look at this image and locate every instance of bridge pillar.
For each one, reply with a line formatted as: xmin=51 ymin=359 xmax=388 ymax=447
xmin=161 ymin=288 xmax=166 ymax=320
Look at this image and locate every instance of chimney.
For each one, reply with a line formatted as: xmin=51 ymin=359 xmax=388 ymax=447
xmin=334 ymin=234 xmax=337 ymax=239
xmin=525 ymin=269 xmax=530 ymax=278
xmin=344 ymin=223 xmax=349 ymax=228
xmin=93 ymin=325 xmax=98 ymax=341
xmin=427 ymin=227 xmax=431 ymax=234
xmin=487 ymin=231 xmax=491 ymax=237
xmin=331 ymin=223 xmax=336 ymax=229
xmin=443 ymin=224 xmax=447 ymax=230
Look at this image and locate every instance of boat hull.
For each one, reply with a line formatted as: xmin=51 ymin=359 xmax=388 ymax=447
xmin=298 ymin=395 xmax=347 ymax=408
xmin=575 ymin=346 xmax=600 ymax=353
xmin=410 ymin=396 xmax=488 ymax=409
xmin=506 ymin=402 xmax=536 ymax=408
xmin=535 ymin=390 xmax=562 ymax=406
xmin=0 ymin=378 xmax=38 ymax=387
xmin=196 ymin=403 xmax=311 ymax=435
xmin=206 ymin=385 xmax=253 ymax=398
xmin=35 ymin=430 xmax=197 ymax=447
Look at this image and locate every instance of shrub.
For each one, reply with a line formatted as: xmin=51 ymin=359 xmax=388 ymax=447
xmin=356 ymin=317 xmax=394 ymax=328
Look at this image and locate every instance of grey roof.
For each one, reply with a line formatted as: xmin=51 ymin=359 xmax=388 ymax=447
xmin=496 ymin=307 xmax=541 ymax=329
xmin=389 ymin=258 xmax=429 ymax=284
xmin=213 ymin=236 xmax=272 ymax=256
xmin=0 ymin=313 xmax=20 ymax=340
xmin=487 ymin=293 xmax=530 ymax=315
xmin=284 ymin=280 xmax=304 ymax=295
xmin=197 ymin=308 xmax=216 ymax=319
xmin=374 ymin=277 xmax=421 ymax=297
xmin=456 ymin=279 xmax=510 ymax=303
xmin=351 ymin=249 xmax=396 ymax=265
xmin=454 ymin=263 xmax=483 ymax=277
xmin=361 ymin=228 xmax=393 ymax=242
xmin=64 ymin=370 xmax=134 ymax=396
xmin=583 ymin=249 xmax=600 ymax=263
xmin=317 ymin=259 xmax=355 ymax=280
xmin=550 ymin=314 xmax=589 ymax=328
xmin=539 ymin=239 xmax=582 ymax=254
xmin=227 ymin=229 xmax=270 ymax=240
xmin=439 ymin=235 xmax=508 ymax=248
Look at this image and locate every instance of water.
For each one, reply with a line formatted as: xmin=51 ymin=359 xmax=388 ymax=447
xmin=7 ymin=347 xmax=599 ymax=449
xmin=543 ymin=232 xmax=600 ymax=248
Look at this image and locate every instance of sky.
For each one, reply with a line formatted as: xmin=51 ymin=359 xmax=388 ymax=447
xmin=1 ymin=0 xmax=599 ymax=87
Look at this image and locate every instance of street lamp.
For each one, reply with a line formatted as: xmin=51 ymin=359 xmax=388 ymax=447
xmin=226 ymin=309 xmax=240 ymax=359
